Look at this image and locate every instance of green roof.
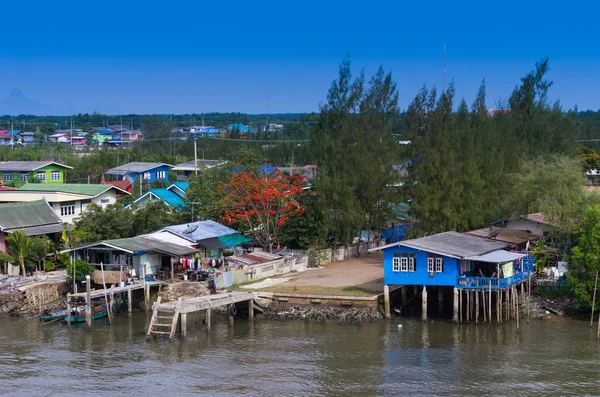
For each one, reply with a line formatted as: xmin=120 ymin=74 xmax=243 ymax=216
xmin=18 ymin=183 xmax=129 ymax=197
xmin=0 ymin=199 xmax=62 ymax=231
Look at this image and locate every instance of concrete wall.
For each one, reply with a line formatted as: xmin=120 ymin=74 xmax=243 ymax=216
xmin=504 ymin=219 xmax=551 ymax=238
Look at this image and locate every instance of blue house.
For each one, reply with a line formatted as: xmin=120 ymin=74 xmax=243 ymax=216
xmin=228 ymin=123 xmax=249 ymax=133
xmin=105 ymin=162 xmax=173 ymax=183
xmin=127 ymin=182 xmax=189 ymax=211
xmin=371 ymin=231 xmax=535 ymax=322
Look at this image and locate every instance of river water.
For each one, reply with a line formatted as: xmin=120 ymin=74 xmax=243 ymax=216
xmin=0 ymin=313 xmax=599 ymax=396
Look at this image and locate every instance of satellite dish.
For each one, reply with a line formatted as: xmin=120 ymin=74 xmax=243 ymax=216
xmin=182 ymin=225 xmax=198 ymax=234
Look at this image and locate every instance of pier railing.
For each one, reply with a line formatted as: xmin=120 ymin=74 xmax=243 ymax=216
xmin=457 ymin=256 xmax=535 ymax=290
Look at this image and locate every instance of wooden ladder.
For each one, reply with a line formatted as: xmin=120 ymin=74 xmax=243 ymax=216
xmin=147 ymin=297 xmax=182 ymax=339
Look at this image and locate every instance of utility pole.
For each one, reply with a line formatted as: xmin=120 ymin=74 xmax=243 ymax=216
xmin=194 ymin=137 xmax=198 ymax=177
xmin=443 ymin=41 xmax=447 ymax=92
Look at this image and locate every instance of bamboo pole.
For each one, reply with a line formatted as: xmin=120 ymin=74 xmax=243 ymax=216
xmin=482 ymin=291 xmax=486 ymax=323
xmin=496 ymin=290 xmax=500 ymax=324
xmin=85 ymin=275 xmax=92 ymax=327
xmin=591 ymin=271 xmax=598 ymax=328
xmin=459 ymin=289 xmax=462 ymax=323
xmin=527 ymin=275 xmax=531 ymax=324
xmin=100 ymin=262 xmax=112 ymax=325
xmin=475 ymin=289 xmax=479 ymax=324
xmin=515 ymin=286 xmax=519 ymax=331
xmin=489 ymin=281 xmax=492 ymax=325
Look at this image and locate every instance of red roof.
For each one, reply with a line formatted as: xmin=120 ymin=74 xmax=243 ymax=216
xmin=104 ymin=180 xmax=132 ymax=191
xmin=0 ymin=133 xmax=12 ymax=139
xmin=0 ymin=186 xmax=16 ymax=191
xmin=0 ymin=130 xmax=9 ymax=134
xmin=526 ymin=213 xmax=550 ymax=225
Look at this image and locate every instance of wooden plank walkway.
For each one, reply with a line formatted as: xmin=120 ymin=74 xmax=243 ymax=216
xmin=68 ymin=281 xmax=166 ymax=301
xmin=157 ymin=291 xmax=253 ymax=314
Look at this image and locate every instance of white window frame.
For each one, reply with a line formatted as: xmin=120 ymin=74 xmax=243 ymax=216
xmin=20 ymin=173 xmax=28 ymax=182
xmin=392 ymin=257 xmax=400 ymax=272
xmin=50 ymin=171 xmax=61 ymax=181
xmin=3 ymin=173 xmax=11 ymax=182
xmin=427 ymin=257 xmax=434 ymax=272
xmin=143 ymin=172 xmax=151 ymax=180
xmin=408 ymin=256 xmax=415 ymax=272
xmin=156 ymin=170 xmax=166 ymax=179
xmin=435 ymin=257 xmax=443 ymax=273
xmin=400 ymin=257 xmax=408 ymax=272
xmin=36 ymin=171 xmax=46 ymax=181
xmin=393 ymin=254 xmax=416 ymax=272
xmin=60 ymin=203 xmax=75 ymax=217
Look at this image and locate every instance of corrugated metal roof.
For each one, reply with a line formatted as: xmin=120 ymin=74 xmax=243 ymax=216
xmin=168 ymin=182 xmax=189 ymax=194
xmin=171 ymin=159 xmax=225 ymax=171
xmin=0 ymin=161 xmax=73 ymax=171
xmin=17 ymin=223 xmax=65 ymax=236
xmin=132 ymin=188 xmax=186 ymax=208
xmin=18 ymin=183 xmax=129 ymax=197
xmin=464 ymin=227 xmax=539 ymax=245
xmin=392 ymin=231 xmax=509 ymax=259
xmin=105 ymin=162 xmax=173 ymax=175
xmin=228 ymin=251 xmax=281 ymax=265
xmin=165 ymin=220 xmax=240 ymax=242
xmin=0 ymin=199 xmax=62 ymax=231
xmin=102 ymin=235 xmax=199 ymax=256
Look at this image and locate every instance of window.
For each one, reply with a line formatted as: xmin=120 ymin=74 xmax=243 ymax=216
xmin=51 ymin=171 xmax=61 ymax=181
xmin=143 ymin=172 xmax=151 ymax=180
xmin=36 ymin=172 xmax=46 ymax=181
xmin=392 ymin=253 xmax=416 ymax=272
xmin=156 ymin=170 xmax=166 ymax=179
xmin=3 ymin=173 xmax=11 ymax=182
xmin=20 ymin=173 xmax=28 ymax=182
xmin=100 ymin=199 xmax=110 ymax=204
xmin=60 ymin=202 xmax=76 ymax=217
xmin=81 ymin=200 xmax=92 ymax=212
xmin=428 ymin=256 xmax=444 ymax=273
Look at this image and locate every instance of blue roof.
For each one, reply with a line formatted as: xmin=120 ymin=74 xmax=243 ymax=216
xmin=259 ymin=165 xmax=276 ymax=176
xmin=97 ymin=129 xmax=113 ymax=134
xmin=132 ymin=188 xmax=186 ymax=208
xmin=165 ymin=220 xmax=240 ymax=242
xmin=228 ymin=123 xmax=249 ymax=132
xmin=168 ymin=182 xmax=189 ymax=193
xmin=8 ymin=130 xmax=20 ymax=135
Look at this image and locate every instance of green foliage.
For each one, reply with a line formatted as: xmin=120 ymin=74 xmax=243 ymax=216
xmin=577 ymin=144 xmax=600 ymax=172
xmin=44 ymin=260 xmax=55 ymax=272
xmin=6 ymin=230 xmax=32 ymax=278
xmin=531 ymin=240 xmax=549 ymax=275
xmin=568 ymin=205 xmax=600 ymax=307
xmin=66 ymin=259 xmax=94 ymax=284
xmin=505 ymin=155 xmax=599 ymax=236
xmin=25 ymin=235 xmax=53 ymax=270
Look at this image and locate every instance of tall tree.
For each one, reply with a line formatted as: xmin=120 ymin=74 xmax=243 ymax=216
xmin=6 ymin=230 xmax=32 ymax=279
xmin=568 ymin=205 xmax=600 ymax=307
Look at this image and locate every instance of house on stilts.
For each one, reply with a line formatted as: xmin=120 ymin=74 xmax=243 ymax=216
xmin=370 ymin=231 xmax=535 ymax=324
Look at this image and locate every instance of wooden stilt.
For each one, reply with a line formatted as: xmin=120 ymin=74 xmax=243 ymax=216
xmin=527 ymin=276 xmax=531 ymax=324
xmin=401 ymin=286 xmax=407 ymax=308
xmin=248 ymin=298 xmax=254 ymax=320
xmin=466 ymin=290 xmax=470 ymax=323
xmin=488 ymin=281 xmax=492 ymax=325
xmin=206 ymin=308 xmax=211 ymax=331
xmin=482 ymin=291 xmax=486 ymax=323
xmin=475 ymin=289 xmax=479 ymax=324
xmin=180 ymin=313 xmax=187 ymax=337
xmin=100 ymin=262 xmax=112 ymax=325
xmin=127 ymin=287 xmax=132 ymax=319
xmin=383 ymin=285 xmax=391 ymax=319
xmin=459 ymin=289 xmax=462 ymax=323
xmin=85 ymin=275 xmax=92 ymax=327
xmin=515 ymin=286 xmax=520 ymax=331
xmin=497 ymin=290 xmax=500 ymax=324
xmin=453 ymin=288 xmax=458 ymax=324
xmin=66 ymin=293 xmax=72 ymax=325
xmin=421 ymin=286 xmax=428 ymax=322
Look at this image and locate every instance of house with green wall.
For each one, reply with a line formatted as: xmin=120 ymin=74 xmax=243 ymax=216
xmin=0 ymin=161 xmax=73 ymax=185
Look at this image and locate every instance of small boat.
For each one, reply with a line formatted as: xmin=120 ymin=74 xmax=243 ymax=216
xmin=65 ymin=307 xmax=108 ymax=323
xmin=41 ymin=309 xmax=69 ymax=322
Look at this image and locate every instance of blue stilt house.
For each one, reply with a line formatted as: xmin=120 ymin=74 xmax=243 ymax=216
xmin=370 ymin=231 xmax=535 ymax=321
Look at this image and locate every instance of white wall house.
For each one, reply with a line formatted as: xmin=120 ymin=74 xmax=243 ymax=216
xmin=0 ymin=184 xmax=130 ymax=223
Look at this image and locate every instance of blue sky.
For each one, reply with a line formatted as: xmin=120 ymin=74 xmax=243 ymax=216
xmin=1 ymin=0 xmax=598 ymax=115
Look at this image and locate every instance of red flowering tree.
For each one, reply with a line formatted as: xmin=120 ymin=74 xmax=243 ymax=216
xmin=218 ymin=171 xmax=305 ymax=252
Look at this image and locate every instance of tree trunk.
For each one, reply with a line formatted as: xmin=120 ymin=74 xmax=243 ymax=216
xmin=20 ymin=260 xmax=26 ymax=280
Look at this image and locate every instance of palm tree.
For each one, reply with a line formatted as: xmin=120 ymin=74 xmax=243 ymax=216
xmin=6 ymin=230 xmax=32 ymax=279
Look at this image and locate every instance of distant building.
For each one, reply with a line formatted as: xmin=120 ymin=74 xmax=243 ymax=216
xmin=69 ymin=136 xmax=86 ymax=146
xmin=0 ymin=183 xmax=130 ymax=223
xmin=19 ymin=132 xmax=35 ymax=145
xmin=190 ymin=126 xmax=220 ymax=136
xmin=105 ymin=162 xmax=173 ymax=183
xmin=228 ymin=123 xmax=249 ymax=133
xmin=0 ymin=133 xmax=13 ymax=146
xmin=0 ymin=161 xmax=72 ymax=184
xmin=127 ymin=182 xmax=189 ymax=211
xmin=48 ymin=133 xmax=68 ymax=143
xmin=171 ymin=159 xmax=226 ymax=181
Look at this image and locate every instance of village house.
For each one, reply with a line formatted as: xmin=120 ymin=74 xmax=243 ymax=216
xmin=0 ymin=133 xmax=13 ymax=146
xmin=0 ymin=184 xmax=130 ymax=223
xmin=0 ymin=199 xmax=63 ymax=261
xmin=370 ymin=231 xmax=535 ymax=321
xmin=0 ymin=161 xmax=72 ymax=184
xmin=48 ymin=133 xmax=69 ymax=143
xmin=171 ymin=159 xmax=226 ymax=182
xmin=105 ymin=162 xmax=172 ymax=183
xmin=127 ymin=182 xmax=188 ymax=210
xmin=19 ymin=131 xmax=35 ymax=145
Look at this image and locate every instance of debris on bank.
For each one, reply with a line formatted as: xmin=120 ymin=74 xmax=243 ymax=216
xmin=158 ymin=280 xmax=210 ymax=302
xmin=0 ymin=271 xmax=68 ymax=317
xmin=257 ymin=303 xmax=384 ymax=323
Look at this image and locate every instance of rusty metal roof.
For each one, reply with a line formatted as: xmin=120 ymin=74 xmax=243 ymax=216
xmin=464 ymin=227 xmax=539 ymax=245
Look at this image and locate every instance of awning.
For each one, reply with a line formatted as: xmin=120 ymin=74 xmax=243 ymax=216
xmin=466 ymin=250 xmax=527 ymax=263
xmin=218 ymin=234 xmax=251 ymax=248
xmin=197 ymin=238 xmax=228 ymax=250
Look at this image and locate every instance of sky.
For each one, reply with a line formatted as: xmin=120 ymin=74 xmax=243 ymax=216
xmin=1 ymin=0 xmax=599 ymax=115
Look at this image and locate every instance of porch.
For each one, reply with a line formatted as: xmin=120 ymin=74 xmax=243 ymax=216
xmin=457 ymin=256 xmax=535 ymax=290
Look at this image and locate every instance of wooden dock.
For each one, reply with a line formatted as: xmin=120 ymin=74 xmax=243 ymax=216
xmin=147 ymin=291 xmax=254 ymax=338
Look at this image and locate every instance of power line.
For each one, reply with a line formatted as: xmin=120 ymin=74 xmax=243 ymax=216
xmin=136 ymin=136 xmax=311 ymax=143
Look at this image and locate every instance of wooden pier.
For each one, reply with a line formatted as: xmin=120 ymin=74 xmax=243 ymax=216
xmin=147 ymin=291 xmax=254 ymax=338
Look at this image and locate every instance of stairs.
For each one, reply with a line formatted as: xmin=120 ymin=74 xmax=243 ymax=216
xmin=147 ymin=297 xmax=182 ymax=339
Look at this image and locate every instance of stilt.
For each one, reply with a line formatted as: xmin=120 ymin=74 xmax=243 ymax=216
xmin=401 ymin=286 xmax=407 ymax=307
xmin=85 ymin=275 xmax=92 ymax=327
xmin=227 ymin=304 xmax=234 ymax=326
xmin=515 ymin=286 xmax=520 ymax=331
xmin=66 ymin=293 xmax=72 ymax=325
xmin=466 ymin=290 xmax=470 ymax=323
xmin=145 ymin=285 xmax=150 ymax=312
xmin=180 ymin=313 xmax=187 ymax=337
xmin=475 ymin=289 xmax=479 ymax=324
xmin=482 ymin=291 xmax=486 ymax=323
xmin=248 ymin=299 xmax=254 ymax=320
xmin=488 ymin=281 xmax=492 ymax=325
xmin=527 ymin=276 xmax=531 ymax=324
xmin=459 ymin=289 xmax=463 ymax=323
xmin=383 ymin=285 xmax=391 ymax=319
xmin=437 ymin=287 xmax=444 ymax=314
xmin=421 ymin=286 xmax=428 ymax=322
xmin=470 ymin=291 xmax=474 ymax=321
xmin=206 ymin=309 xmax=211 ymax=331
xmin=496 ymin=290 xmax=500 ymax=324
xmin=453 ymin=288 xmax=459 ymax=324
xmin=127 ymin=287 xmax=132 ymax=319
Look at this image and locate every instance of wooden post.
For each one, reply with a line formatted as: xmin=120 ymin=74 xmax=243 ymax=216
xmin=100 ymin=262 xmax=112 ymax=325
xmin=437 ymin=287 xmax=444 ymax=314
xmin=383 ymin=285 xmax=391 ymax=319
xmin=453 ymin=288 xmax=459 ymax=324
xmin=421 ymin=286 xmax=427 ymax=322
xmin=475 ymin=288 xmax=479 ymax=324
xmin=488 ymin=281 xmax=492 ymax=325
xmin=496 ymin=290 xmax=500 ymax=324
xmin=515 ymin=286 xmax=520 ymax=331
xmin=144 ymin=284 xmax=150 ymax=313
xmin=127 ymin=287 xmax=132 ymax=319
xmin=206 ymin=309 xmax=211 ymax=331
xmin=591 ymin=271 xmax=598 ymax=328
xmin=482 ymin=291 xmax=486 ymax=323
xmin=180 ymin=313 xmax=187 ymax=337
xmin=227 ymin=304 xmax=234 ymax=326
xmin=85 ymin=275 xmax=92 ymax=327
xmin=527 ymin=276 xmax=531 ymax=324
xmin=466 ymin=290 xmax=470 ymax=323
xmin=401 ymin=286 xmax=407 ymax=307
xmin=66 ymin=293 xmax=72 ymax=325
xmin=248 ymin=298 xmax=254 ymax=320
xmin=459 ymin=289 xmax=462 ymax=323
